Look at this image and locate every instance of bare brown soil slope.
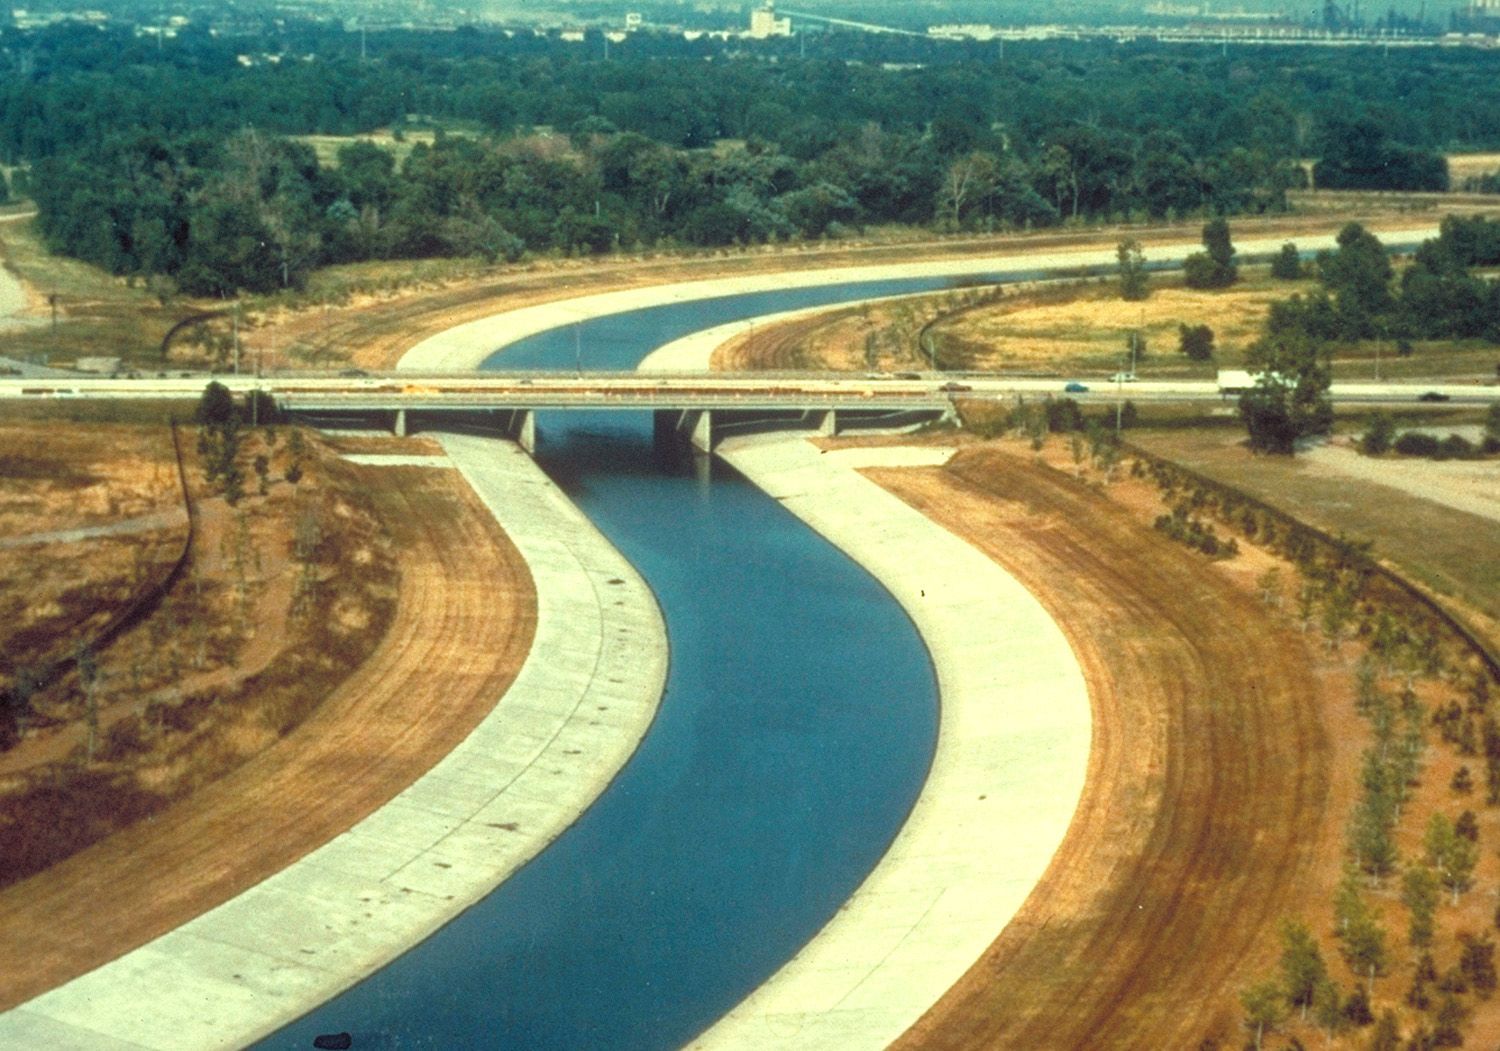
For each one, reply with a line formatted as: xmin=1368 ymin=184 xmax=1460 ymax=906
xmin=0 ymin=465 xmax=536 ymax=1009
xmin=875 ymin=447 xmax=1339 ymax=1050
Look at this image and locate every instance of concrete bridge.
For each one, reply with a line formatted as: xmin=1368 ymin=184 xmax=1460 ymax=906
xmin=3 ymin=370 xmax=1492 ymax=451
xmin=0 ymin=371 xmax=963 ymax=451
xmin=280 ymin=376 xmax=955 ymax=451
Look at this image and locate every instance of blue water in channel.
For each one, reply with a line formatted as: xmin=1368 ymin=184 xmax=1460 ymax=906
xmin=259 ymin=271 xmax=1027 ymax=1050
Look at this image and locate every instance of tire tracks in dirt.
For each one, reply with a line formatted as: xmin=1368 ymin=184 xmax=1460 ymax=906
xmin=874 ymin=446 xmax=1336 ymax=1050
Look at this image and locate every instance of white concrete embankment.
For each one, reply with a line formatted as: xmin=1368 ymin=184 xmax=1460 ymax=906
xmin=643 ymin=320 xmax=1092 ymax=1049
xmin=399 ymin=227 xmax=1439 ymax=372
xmin=0 ymin=437 xmax=667 ymax=1050
xmin=694 ymin=433 xmax=1091 ymax=1050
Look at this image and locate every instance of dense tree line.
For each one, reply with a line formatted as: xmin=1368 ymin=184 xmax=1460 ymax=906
xmin=3 ymin=23 xmax=1496 ymax=161
xmin=4 ymin=22 xmax=1487 ymax=292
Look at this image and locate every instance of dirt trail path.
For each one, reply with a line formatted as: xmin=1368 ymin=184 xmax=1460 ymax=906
xmin=0 ymin=466 xmax=536 ymax=1010
xmin=0 ymin=510 xmax=185 ymax=550
xmin=874 ymin=447 xmax=1340 ymax=1049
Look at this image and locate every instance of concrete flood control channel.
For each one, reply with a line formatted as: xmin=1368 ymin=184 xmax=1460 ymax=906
xmin=259 ymin=410 xmax=941 ymax=1049
xmin=266 ymin=260 xmax=1100 ymax=1050
xmin=11 ymin=232 xmax=1408 ymax=1047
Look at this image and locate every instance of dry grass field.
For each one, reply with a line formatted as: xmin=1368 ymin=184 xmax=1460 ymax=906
xmin=928 ymin=275 xmax=1283 ymax=374
xmin=0 ymin=218 xmax=182 ymax=367
xmin=1134 ymin=426 xmax=1500 ymax=638
xmin=0 ymin=425 xmax=185 ymax=701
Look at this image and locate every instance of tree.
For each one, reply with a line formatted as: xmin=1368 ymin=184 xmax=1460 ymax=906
xmin=1342 ymin=909 xmax=1389 ymax=996
xmin=1349 ymin=783 xmax=1397 ymax=878
xmin=1184 ymin=218 xmax=1238 ymax=289
xmin=1367 ymin=1009 xmax=1401 ymax=1051
xmin=1318 ymin=223 xmax=1394 ymax=339
xmin=1117 ymin=238 xmax=1150 ymax=301
xmin=1424 ymin=812 xmax=1478 ymax=904
xmin=1362 ymin=413 xmax=1396 ymax=456
xmin=1271 ymin=242 xmax=1304 ymax=280
xmin=1460 ymin=933 xmax=1498 ymax=998
xmin=1312 ymin=976 xmax=1347 ymax=1043
xmin=1179 ymin=323 xmax=1215 ymax=362
xmin=1239 ymin=328 xmax=1333 ymax=454
xmin=1280 ymin=920 xmax=1329 ymax=1020
xmin=1314 ymin=117 xmax=1448 ymax=193
xmin=1401 ymin=864 xmax=1439 ymax=949
xmin=937 ymin=151 xmax=999 ymax=229
xmin=196 ymin=381 xmax=237 ymax=428
xmin=1240 ymin=977 xmax=1286 ymax=1051
xmin=1432 ymin=993 xmax=1464 ymax=1047
xmin=253 ymin=454 xmax=271 ymax=496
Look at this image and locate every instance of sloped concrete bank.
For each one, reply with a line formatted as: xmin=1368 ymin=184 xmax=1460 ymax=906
xmin=688 ymin=433 xmax=1091 ymax=1050
xmin=0 ymin=435 xmax=667 ymax=1050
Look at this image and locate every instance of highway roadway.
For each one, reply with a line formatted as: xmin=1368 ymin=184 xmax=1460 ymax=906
xmin=0 ymin=371 xmax=1495 ymax=409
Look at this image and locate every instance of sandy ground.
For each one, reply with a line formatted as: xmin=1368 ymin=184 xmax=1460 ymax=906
xmin=869 ymin=446 xmax=1344 ymax=1049
xmin=0 ymin=464 xmax=536 ymax=1010
xmin=1303 ymin=440 xmax=1500 ymax=524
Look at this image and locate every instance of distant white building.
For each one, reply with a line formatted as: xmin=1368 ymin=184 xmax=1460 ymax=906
xmin=749 ymin=0 xmax=791 ymax=38
xmin=625 ymin=12 xmax=643 ymax=31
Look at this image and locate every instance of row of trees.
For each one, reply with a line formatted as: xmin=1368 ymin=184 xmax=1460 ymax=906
xmin=25 ymin=116 xmax=1307 ymax=296
xmin=1137 ymin=455 xmax=1500 ymax=1048
xmin=1128 ymin=458 xmax=1494 ymax=1049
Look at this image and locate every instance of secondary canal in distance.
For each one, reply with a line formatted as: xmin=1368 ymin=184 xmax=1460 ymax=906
xmin=261 ymin=272 xmax=1024 ymax=1050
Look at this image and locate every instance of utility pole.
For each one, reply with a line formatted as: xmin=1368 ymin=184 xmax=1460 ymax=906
xmin=1115 ymin=360 xmax=1124 ymax=436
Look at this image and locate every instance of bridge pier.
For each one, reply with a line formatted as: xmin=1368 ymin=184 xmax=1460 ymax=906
xmin=816 ymin=409 xmax=839 ymax=437
xmin=654 ymin=408 xmax=713 ymax=454
xmin=515 ymin=409 xmax=536 ymax=455
xmin=394 ymin=409 xmax=407 ymax=437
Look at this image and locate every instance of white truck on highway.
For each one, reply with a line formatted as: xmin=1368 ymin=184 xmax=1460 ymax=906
xmin=1217 ymin=369 xmax=1287 ymax=395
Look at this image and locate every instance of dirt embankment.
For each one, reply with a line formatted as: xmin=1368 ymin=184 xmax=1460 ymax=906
xmin=0 ymin=428 xmax=536 ymax=1007
xmin=0 ymin=425 xmax=185 ymax=689
xmin=869 ymin=444 xmax=1347 ymax=1049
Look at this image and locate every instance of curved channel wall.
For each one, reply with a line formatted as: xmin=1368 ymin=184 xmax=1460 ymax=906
xmin=0 ymin=440 xmax=669 ymax=1050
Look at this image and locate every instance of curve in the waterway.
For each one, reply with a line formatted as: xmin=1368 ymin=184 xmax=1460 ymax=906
xmin=699 ymin=434 xmax=1090 ymax=1050
xmin=0 ymin=439 xmax=668 ymax=1050
xmin=398 ymin=227 xmax=1439 ymax=372
xmin=643 ymin=316 xmax=1092 ymax=1047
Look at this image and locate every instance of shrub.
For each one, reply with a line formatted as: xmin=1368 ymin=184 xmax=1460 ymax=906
xmin=1436 ymin=434 xmax=1475 ymax=461
xmin=1361 ymin=413 xmax=1396 ymax=455
xmin=1393 ymin=432 xmax=1440 ymax=457
xmin=1179 ymin=323 xmax=1215 ymax=362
